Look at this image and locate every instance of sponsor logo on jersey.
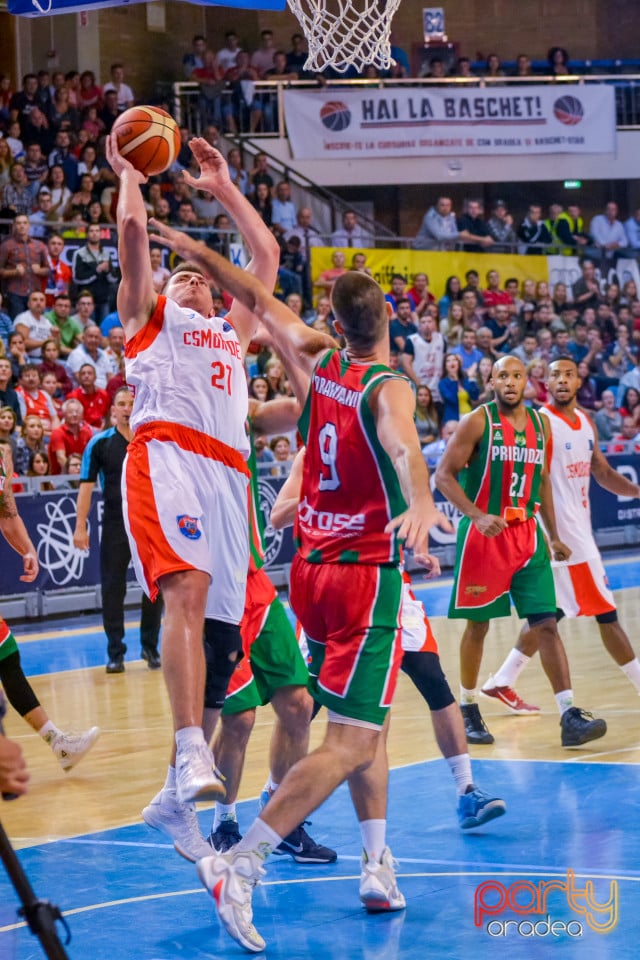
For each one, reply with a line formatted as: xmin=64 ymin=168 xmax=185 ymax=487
xmin=515 ymin=433 xmax=526 ymax=447
xmin=177 ymin=515 xmax=201 ymax=540
xmin=493 ymin=429 xmax=503 ymax=442
xmin=465 ymin=584 xmax=487 ymax=596
xmin=491 ymin=445 xmax=544 ymax=464
xmin=222 ymin=321 xmax=233 ymax=333
xmin=588 ymin=439 xmax=594 ymax=451
xmin=565 ymin=461 xmax=590 ymax=479
xmin=298 ymin=496 xmax=365 ymax=534
xmin=565 ymin=442 xmax=572 ymax=450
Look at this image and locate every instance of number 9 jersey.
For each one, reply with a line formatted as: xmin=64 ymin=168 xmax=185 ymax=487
xmin=295 ymin=349 xmax=406 ymax=565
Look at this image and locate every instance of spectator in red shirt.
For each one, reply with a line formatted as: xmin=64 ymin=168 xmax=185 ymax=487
xmin=483 ymin=269 xmax=515 ymax=313
xmin=48 ymin=397 xmax=93 ymax=474
xmin=407 ymin=272 xmax=436 ymax=317
xmin=38 ymin=338 xmax=73 ymax=396
xmin=40 ymin=370 xmax=64 ymax=418
xmin=44 ymin=233 xmax=72 ymax=309
xmin=15 ymin=363 xmax=59 ymax=436
xmin=68 ymin=363 xmax=110 ymax=428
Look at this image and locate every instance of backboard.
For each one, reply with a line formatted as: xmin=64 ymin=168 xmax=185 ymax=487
xmin=9 ymin=0 xmax=286 ymax=15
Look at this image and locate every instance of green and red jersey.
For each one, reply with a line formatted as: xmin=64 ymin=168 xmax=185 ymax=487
xmin=296 ymin=349 xmax=406 ymax=564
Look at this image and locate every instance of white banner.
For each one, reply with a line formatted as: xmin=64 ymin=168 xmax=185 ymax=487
xmin=284 ymin=85 xmax=616 ymax=159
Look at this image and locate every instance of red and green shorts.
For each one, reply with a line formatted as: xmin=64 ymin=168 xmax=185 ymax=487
xmin=0 ymin=618 xmax=18 ymax=662
xmin=222 ymin=567 xmax=309 ymax=715
xmin=449 ymin=516 xmax=556 ymax=621
xmin=289 ymin=554 xmax=403 ymax=728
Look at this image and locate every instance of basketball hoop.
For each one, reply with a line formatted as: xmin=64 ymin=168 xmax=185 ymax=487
xmin=286 ymin=0 xmax=402 ymax=74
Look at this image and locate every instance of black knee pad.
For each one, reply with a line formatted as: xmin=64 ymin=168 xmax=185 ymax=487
xmin=401 ymin=651 xmax=455 ymax=712
xmin=596 ymin=610 xmax=618 ymax=625
xmin=527 ymin=611 xmax=557 ymax=628
xmin=203 ymin=618 xmax=243 ymax=709
xmin=0 ymin=650 xmax=40 ymax=716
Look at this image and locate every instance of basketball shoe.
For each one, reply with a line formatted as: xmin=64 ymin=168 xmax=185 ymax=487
xmin=197 ymin=847 xmax=267 ymax=953
xmin=560 ymin=707 xmax=607 ymax=747
xmin=480 ymin=676 xmax=540 ymax=714
xmin=258 ymin=791 xmax=337 ymax=863
xmin=52 ymin=727 xmax=100 ymax=772
xmin=460 ymin=703 xmax=494 ymax=745
xmin=142 ymin=788 xmax=212 ymax=862
xmin=209 ymin=819 xmax=243 ymax=853
xmin=457 ymin=786 xmax=507 ymax=829
xmin=359 ymin=847 xmax=406 ymax=912
xmin=175 ymin=740 xmax=226 ymax=804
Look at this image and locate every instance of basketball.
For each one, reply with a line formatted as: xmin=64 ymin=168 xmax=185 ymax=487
xmin=112 ymin=106 xmax=181 ymax=176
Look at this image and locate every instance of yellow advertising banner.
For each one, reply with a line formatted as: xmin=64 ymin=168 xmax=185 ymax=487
xmin=310 ymin=248 xmax=549 ymax=302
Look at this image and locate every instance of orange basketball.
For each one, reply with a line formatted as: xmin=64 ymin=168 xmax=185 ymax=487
xmin=112 ymin=106 xmax=181 ymax=177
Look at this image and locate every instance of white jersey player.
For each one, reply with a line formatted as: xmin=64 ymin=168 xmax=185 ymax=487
xmin=482 ymin=357 xmax=640 ymax=711
xmin=108 ymin=132 xmax=280 ymax=806
xmin=401 ymin=315 xmax=445 ymax=401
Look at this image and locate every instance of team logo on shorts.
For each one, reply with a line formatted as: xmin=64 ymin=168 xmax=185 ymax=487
xmin=177 ymin=515 xmax=201 ymax=540
xmin=465 ymin=584 xmax=487 ymax=597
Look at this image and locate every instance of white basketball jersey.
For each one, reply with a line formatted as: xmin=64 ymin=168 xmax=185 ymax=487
xmin=406 ymin=331 xmax=444 ymax=400
xmin=543 ymin=404 xmax=598 ymax=563
xmin=125 ymin=295 xmax=249 ymax=459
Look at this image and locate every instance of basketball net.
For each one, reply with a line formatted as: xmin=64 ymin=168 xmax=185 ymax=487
xmin=286 ymin=0 xmax=402 ymax=74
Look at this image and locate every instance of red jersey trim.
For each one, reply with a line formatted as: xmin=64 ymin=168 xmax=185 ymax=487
xmin=545 ymin=404 xmax=582 ymax=432
xmin=132 ymin=420 xmax=250 ymax=477
xmin=124 ymin=296 xmax=165 ymax=360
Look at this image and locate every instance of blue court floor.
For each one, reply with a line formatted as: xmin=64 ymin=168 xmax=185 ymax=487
xmin=1 ymin=758 xmax=639 ymax=959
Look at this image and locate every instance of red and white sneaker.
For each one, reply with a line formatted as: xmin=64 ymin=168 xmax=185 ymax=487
xmin=480 ymin=676 xmax=540 ymax=714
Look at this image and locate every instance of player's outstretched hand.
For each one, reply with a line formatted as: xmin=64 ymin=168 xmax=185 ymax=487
xmin=385 ymin=501 xmax=453 ymax=555
xmin=473 ymin=513 xmax=508 ymax=537
xmin=182 ymin=138 xmax=232 ymax=196
xmin=550 ymin=539 xmax=572 ymax=562
xmin=106 ymin=131 xmax=147 ymax=184
xmin=148 ymin=217 xmax=207 ymax=263
xmin=19 ymin=551 xmax=38 ymax=583
xmin=0 ymin=735 xmax=29 ymax=796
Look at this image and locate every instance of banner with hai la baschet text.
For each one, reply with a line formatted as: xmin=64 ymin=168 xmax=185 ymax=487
xmin=284 ymin=85 xmax=616 ymax=160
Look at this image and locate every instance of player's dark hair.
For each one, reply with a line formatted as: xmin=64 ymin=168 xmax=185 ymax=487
xmin=549 ymin=355 xmax=578 ymax=370
xmin=331 ymin=272 xmax=388 ymax=352
xmin=168 ymin=261 xmax=207 ymax=281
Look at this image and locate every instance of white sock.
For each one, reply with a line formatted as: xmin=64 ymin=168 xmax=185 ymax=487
xmin=163 ymin=765 xmax=176 ymax=792
xmin=491 ymin=649 xmax=531 ymax=688
xmin=213 ymin=802 xmax=237 ymax=830
xmin=446 ymin=753 xmax=473 ymax=796
xmin=266 ymin=775 xmax=279 ymax=793
xmin=620 ymin=658 xmax=640 ymax=693
xmin=555 ymin=690 xmax=574 ymax=715
xmin=359 ymin=819 xmax=386 ymax=862
xmin=460 ymin=686 xmax=476 ymax=705
xmin=38 ymin=721 xmax=61 ymax=745
xmin=175 ymin=726 xmax=206 ymax=751
xmin=235 ymin=817 xmax=282 ymax=858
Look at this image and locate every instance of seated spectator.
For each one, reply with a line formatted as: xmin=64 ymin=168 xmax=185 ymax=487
xmin=103 ymin=326 xmax=124 ymax=372
xmin=511 ymin=332 xmax=541 ymax=365
xmin=150 ymin=247 xmax=170 ymax=293
xmin=285 ymin=33 xmax=309 ymax=77
xmin=518 ymin=204 xmax=552 ymax=254
xmin=460 ymin=289 xmax=484 ymax=330
xmin=271 ymin=181 xmax=298 ymax=233
xmin=249 ymin=376 xmax=270 ymax=402
xmin=415 ymin=197 xmax=459 ymax=251
xmin=331 ymin=209 xmax=371 ymax=248
xmin=44 ymin=234 xmax=73 ymax=310
xmin=487 ymin=200 xmax=516 ymax=252
xmin=619 ymin=386 xmax=640 ymax=419
xmin=7 ymin=331 xmax=27 ymax=383
xmin=264 ymin=357 xmax=289 ymax=397
xmin=512 ymin=54 xmax=533 ymax=77
xmin=23 ymin=143 xmax=48 ymax=198
xmin=439 ymin=352 xmax=479 ymax=422
xmin=193 ymin=50 xmax=224 ymax=127
xmin=406 ymin=273 xmax=435 ymax=316
xmin=443 ymin=302 xmax=464 ymax=345
xmin=315 ymin=250 xmax=347 ymax=297
xmin=594 ymin=389 xmax=623 ymax=442
xmin=0 ymin=139 xmax=12 ymax=188
xmin=48 ymin=396 xmax=93 ymax=474
xmin=77 ymin=70 xmax=103 ymax=112
xmin=217 ymin=31 xmax=242 ymax=72
xmin=524 ymin=359 xmax=549 ymax=409
xmin=0 ymin=404 xmax=18 ymax=457
xmin=253 ymin=434 xmax=275 ymax=464
xmin=608 ymin=416 xmax=640 ymax=454
xmin=49 ymin=87 xmax=78 ymax=135
xmin=308 ymin=296 xmax=336 ymax=339
xmin=249 ymin=152 xmax=274 ymax=196
xmin=422 ymin=420 xmax=458 ymax=468
xmin=67 ymin=325 xmax=114 ymax=388
xmin=551 ymin=281 xmax=570 ymax=316
xmin=183 ymin=34 xmax=208 ymax=79
xmin=270 ymin=435 xmax=293 ymax=463
xmin=453 ymin=57 xmax=475 ymax=78
xmin=457 ymin=199 xmax=494 ymax=253
xmin=476 ymin=326 xmax=502 ymax=363
xmin=385 ymin=274 xmax=409 ymax=312
xmin=566 ymin=319 xmax=591 ymax=364
xmin=389 ymin=298 xmax=417 ymax=355
xmin=69 ymin=173 xmax=99 ymax=223
xmin=47 ymin=165 xmax=72 ymax=219
xmin=251 ymin=30 xmax=277 ymax=77
xmin=451 ymin=327 xmax=483 ymax=373
xmin=605 ymin=325 xmax=636 ymax=379
xmin=589 ymin=202 xmax=629 ymax=265
xmin=548 ymin=46 xmax=570 ymax=76
xmin=45 ymin=293 xmax=83 ymax=358
xmin=0 ymin=355 xmax=21 ymax=423
xmin=40 ymin=370 xmax=64 ymax=417
xmin=67 ymin=363 xmax=110 ymax=428
xmin=27 ymin=448 xmax=53 ymax=491
xmin=624 ymin=207 xmax=640 ymax=254
xmin=227 ymin=147 xmax=249 ymax=195
xmin=38 ymin=338 xmax=73 ymax=396
xmin=576 ymin=360 xmax=600 ymax=411
xmin=250 ymin=182 xmax=272 ymax=228
xmin=99 ymin=89 xmax=120 ymax=135
xmin=414 ymin=384 xmax=440 ymax=445
xmin=48 ymin=130 xmax=78 ymax=190
xmin=1 ymin=162 xmax=33 ymax=217
xmin=15 ymin=362 xmax=60 ymax=435
xmin=13 ymin=413 xmax=46 ymax=475
xmin=102 ymin=63 xmax=135 ymax=112
xmin=438 ymin=274 xmax=462 ymax=319
xmin=475 ymin=356 xmax=495 ymax=404
xmin=485 ymin=303 xmax=512 ymax=352
xmin=277 ymin=235 xmax=304 ymax=300
xmin=222 ymin=52 xmax=263 ymax=135
xmin=14 ymin=290 xmax=54 ymax=359
xmin=537 ymin=328 xmax=554 ymax=364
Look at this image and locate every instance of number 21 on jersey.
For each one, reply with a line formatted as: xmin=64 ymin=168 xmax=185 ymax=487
xmin=318 ymin=422 xmax=341 ymax=491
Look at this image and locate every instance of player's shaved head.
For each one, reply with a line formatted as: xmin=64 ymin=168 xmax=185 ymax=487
xmin=491 ymin=355 xmax=525 ymax=378
xmin=491 ymin=355 xmax=526 ymax=408
xmin=331 ymin=271 xmax=388 ymax=353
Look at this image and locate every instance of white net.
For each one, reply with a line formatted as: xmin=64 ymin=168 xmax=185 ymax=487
xmin=286 ymin=0 xmax=402 ymax=74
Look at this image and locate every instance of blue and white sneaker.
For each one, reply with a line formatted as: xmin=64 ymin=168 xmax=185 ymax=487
xmin=209 ymin=819 xmax=243 ymax=853
xmin=457 ymin=786 xmax=506 ymax=830
xmin=272 ymin=821 xmax=337 ymax=863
